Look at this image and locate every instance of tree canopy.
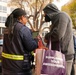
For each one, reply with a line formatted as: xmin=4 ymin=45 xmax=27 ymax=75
xmin=62 ymin=0 xmax=76 ymax=29
xmin=8 ymin=0 xmax=53 ymax=32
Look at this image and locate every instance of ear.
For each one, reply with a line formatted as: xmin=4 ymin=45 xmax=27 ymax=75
xmin=18 ymin=16 xmax=23 ymax=20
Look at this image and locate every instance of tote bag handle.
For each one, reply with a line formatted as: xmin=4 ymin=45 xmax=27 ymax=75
xmin=48 ymin=40 xmax=61 ymax=52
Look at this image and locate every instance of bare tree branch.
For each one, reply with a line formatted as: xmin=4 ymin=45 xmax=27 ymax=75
xmin=8 ymin=0 xmax=52 ymax=32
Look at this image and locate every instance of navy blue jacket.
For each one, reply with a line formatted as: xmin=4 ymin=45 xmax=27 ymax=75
xmin=2 ymin=21 xmax=38 ymax=72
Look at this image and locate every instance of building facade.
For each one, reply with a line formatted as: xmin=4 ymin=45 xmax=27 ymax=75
xmin=0 ymin=0 xmax=15 ymax=35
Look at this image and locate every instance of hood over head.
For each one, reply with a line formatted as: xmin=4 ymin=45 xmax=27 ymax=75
xmin=43 ymin=3 xmax=60 ymax=14
xmin=43 ymin=3 xmax=60 ymax=22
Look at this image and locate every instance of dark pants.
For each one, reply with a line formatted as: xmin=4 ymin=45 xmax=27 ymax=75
xmin=2 ymin=69 xmax=32 ymax=75
xmin=71 ymin=63 xmax=75 ymax=75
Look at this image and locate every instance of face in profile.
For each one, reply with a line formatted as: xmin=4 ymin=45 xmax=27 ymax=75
xmin=19 ymin=15 xmax=28 ymax=25
xmin=45 ymin=14 xmax=51 ymax=22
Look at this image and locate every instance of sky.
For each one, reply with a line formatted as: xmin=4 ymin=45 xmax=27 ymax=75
xmin=52 ymin=0 xmax=71 ymax=10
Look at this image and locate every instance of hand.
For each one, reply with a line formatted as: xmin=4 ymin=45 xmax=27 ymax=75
xmin=44 ymin=39 xmax=48 ymax=43
xmin=37 ymin=38 xmax=48 ymax=50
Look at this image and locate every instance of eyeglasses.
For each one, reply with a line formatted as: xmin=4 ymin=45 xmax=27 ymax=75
xmin=24 ymin=15 xmax=28 ymax=19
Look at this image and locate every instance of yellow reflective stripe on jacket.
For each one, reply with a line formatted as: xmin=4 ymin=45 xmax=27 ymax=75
xmin=0 ymin=60 xmax=1 ymax=62
xmin=31 ymin=51 xmax=34 ymax=55
xmin=2 ymin=52 xmax=23 ymax=60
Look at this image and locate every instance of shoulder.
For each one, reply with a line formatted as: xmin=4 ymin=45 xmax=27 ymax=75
xmin=58 ymin=12 xmax=68 ymax=17
xmin=15 ymin=22 xmax=24 ymax=30
xmin=16 ymin=22 xmax=29 ymax=31
xmin=20 ymin=25 xmax=29 ymax=31
xmin=56 ymin=11 xmax=71 ymax=21
xmin=20 ymin=25 xmax=31 ymax=35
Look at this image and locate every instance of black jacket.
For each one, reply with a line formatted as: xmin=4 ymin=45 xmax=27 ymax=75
xmin=2 ymin=21 xmax=38 ymax=72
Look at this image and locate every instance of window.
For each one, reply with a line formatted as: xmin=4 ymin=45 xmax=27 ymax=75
xmin=0 ymin=17 xmax=1 ymax=21
xmin=0 ymin=5 xmax=2 ymax=12
xmin=0 ymin=0 xmax=7 ymax=2
xmin=0 ymin=27 xmax=4 ymax=46
xmin=0 ymin=27 xmax=5 ymax=34
xmin=0 ymin=5 xmax=7 ymax=13
xmin=3 ymin=17 xmax=6 ymax=22
xmin=0 ymin=16 xmax=6 ymax=23
xmin=3 ymin=6 xmax=7 ymax=13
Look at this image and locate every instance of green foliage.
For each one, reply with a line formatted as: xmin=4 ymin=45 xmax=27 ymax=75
xmin=62 ymin=0 xmax=76 ymax=29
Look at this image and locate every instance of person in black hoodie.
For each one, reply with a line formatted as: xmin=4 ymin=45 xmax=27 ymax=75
xmin=43 ymin=3 xmax=75 ymax=75
xmin=2 ymin=8 xmax=38 ymax=75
